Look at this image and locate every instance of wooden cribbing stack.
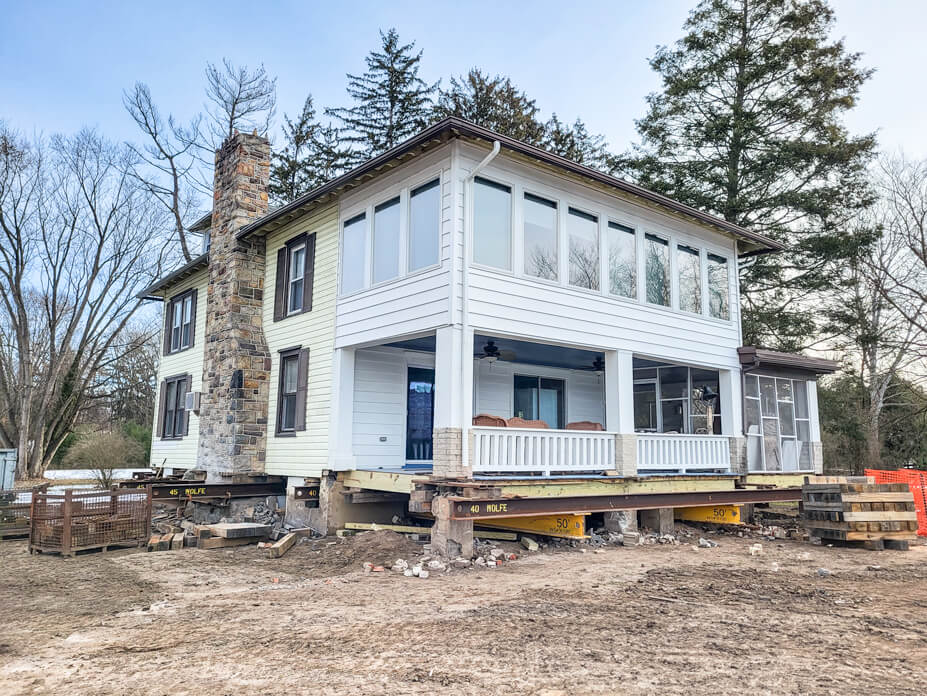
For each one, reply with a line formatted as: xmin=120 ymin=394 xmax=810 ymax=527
xmin=801 ymin=475 xmax=918 ymax=551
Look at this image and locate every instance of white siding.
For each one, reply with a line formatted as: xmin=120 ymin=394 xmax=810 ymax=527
xmin=150 ymin=270 xmax=208 ymax=470
xmin=264 ymin=202 xmax=338 ymax=477
xmin=335 ymin=147 xmax=453 ymax=348
xmin=474 ymin=359 xmax=606 ymax=426
xmin=454 ymin=143 xmax=743 ymax=371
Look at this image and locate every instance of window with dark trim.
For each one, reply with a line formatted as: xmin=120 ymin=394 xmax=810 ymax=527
xmin=276 ymin=347 xmax=309 ymax=435
xmin=273 ymin=233 xmax=316 ymax=321
xmin=163 ymin=289 xmax=197 ymax=355
xmin=157 ymin=374 xmax=189 ymax=439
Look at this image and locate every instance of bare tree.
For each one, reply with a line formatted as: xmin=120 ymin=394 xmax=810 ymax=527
xmin=124 ymin=82 xmax=203 ymax=262
xmin=0 ymin=124 xmax=167 ymax=478
xmin=203 ymin=59 xmax=276 ymax=146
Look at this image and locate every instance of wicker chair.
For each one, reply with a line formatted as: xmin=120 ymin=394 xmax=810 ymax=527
xmin=565 ymin=421 xmax=604 ymax=431
xmin=505 ymin=416 xmax=549 ymax=429
xmin=472 ymin=413 xmax=507 ymax=427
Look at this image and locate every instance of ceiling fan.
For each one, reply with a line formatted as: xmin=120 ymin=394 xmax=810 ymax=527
xmin=475 ymin=339 xmax=516 ymax=364
xmin=577 ymin=356 xmax=605 ymax=374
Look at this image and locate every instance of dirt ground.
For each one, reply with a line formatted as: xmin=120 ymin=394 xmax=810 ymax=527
xmin=1 ymin=530 xmax=926 ymax=696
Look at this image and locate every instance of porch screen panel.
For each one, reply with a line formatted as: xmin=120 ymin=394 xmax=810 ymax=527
xmin=473 ymin=177 xmax=511 ymax=269
xmin=747 ymin=375 xmax=813 ymax=471
xmin=608 ymin=222 xmax=636 ymax=299
xmin=524 ymin=193 xmax=558 ymax=280
xmin=659 ymin=366 xmax=688 ymax=434
xmin=567 ymin=208 xmax=599 ymax=290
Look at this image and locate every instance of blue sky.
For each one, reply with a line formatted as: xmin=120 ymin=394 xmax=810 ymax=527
xmin=2 ymin=0 xmax=926 ymax=157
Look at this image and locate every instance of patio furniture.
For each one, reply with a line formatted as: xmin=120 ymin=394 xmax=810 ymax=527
xmin=565 ymin=421 xmax=604 ymax=431
xmin=472 ymin=414 xmax=507 ymax=427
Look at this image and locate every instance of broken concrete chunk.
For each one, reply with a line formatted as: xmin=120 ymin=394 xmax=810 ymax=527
xmin=205 ymin=522 xmax=272 ymax=539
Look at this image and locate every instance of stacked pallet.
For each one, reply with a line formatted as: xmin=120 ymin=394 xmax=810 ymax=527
xmin=802 ymin=476 xmax=918 ymax=550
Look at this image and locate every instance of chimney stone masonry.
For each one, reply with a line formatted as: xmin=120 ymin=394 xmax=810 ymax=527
xmin=197 ymin=131 xmax=272 ymax=476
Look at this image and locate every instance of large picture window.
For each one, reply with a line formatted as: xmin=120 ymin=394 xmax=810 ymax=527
xmin=744 ymin=374 xmax=811 ymax=471
xmin=523 ymin=193 xmax=558 ymax=281
xmin=567 ymin=208 xmax=599 ymax=290
xmin=677 ymin=244 xmax=702 ymax=314
xmin=473 ymin=177 xmax=511 ymax=269
xmin=409 ymin=179 xmax=440 ymax=271
xmin=373 ymin=197 xmax=400 ymax=284
xmin=608 ymin=221 xmax=636 ymax=299
xmin=341 ymin=213 xmax=367 ymax=295
xmin=164 ymin=289 xmax=196 ymax=355
xmin=645 ymin=233 xmax=670 ymax=306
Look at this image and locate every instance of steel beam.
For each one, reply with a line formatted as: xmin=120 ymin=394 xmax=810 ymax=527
xmin=447 ymin=488 xmax=801 ymax=520
xmin=118 ymin=481 xmax=285 ymax=501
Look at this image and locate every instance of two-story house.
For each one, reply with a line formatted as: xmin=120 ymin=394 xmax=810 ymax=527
xmin=140 ymin=118 xmax=836 ymax=556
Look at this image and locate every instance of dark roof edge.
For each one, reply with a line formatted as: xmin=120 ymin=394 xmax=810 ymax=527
xmin=737 ymin=346 xmax=840 ymax=375
xmin=237 ymin=117 xmax=784 ymax=254
xmin=137 ymin=253 xmax=209 ymax=300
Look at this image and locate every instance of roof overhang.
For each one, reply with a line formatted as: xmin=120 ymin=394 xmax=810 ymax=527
xmin=137 ymin=253 xmax=209 ymax=300
xmin=237 ymin=117 xmax=784 ymax=256
xmin=738 ymin=346 xmax=840 ymax=376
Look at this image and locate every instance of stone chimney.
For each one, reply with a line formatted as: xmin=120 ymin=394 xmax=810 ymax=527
xmin=197 ymin=131 xmax=272 ymax=475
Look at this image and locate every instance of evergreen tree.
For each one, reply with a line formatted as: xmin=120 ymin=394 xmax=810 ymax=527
xmin=625 ymin=0 xmax=876 ymax=348
xmin=434 ymin=69 xmax=545 ymax=144
xmin=542 ymin=114 xmax=613 ymax=171
xmin=270 ymin=96 xmax=320 ymax=203
xmin=328 ymin=28 xmax=438 ymax=161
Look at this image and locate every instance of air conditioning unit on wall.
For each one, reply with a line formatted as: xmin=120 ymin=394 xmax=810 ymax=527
xmin=185 ymin=391 xmax=202 ymax=414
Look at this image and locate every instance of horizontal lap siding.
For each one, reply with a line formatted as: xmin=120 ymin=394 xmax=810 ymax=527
xmin=150 ymin=270 xmax=208 ymax=470
xmin=264 ymin=203 xmax=338 ymax=478
xmin=352 ymin=348 xmax=409 ymax=469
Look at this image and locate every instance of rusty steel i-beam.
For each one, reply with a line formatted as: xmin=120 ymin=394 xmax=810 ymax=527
xmin=447 ymin=488 xmax=802 ymax=520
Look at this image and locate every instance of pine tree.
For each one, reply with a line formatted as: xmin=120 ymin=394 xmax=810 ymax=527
xmin=625 ymin=0 xmax=876 ymax=348
xmin=269 ymin=96 xmax=319 ymax=203
xmin=328 ymin=28 xmax=438 ymax=161
xmin=434 ymin=69 xmax=545 ymax=144
xmin=543 ymin=114 xmax=612 ymax=171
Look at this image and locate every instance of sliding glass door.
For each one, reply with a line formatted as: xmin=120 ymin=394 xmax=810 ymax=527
xmin=513 ymin=375 xmax=565 ymax=429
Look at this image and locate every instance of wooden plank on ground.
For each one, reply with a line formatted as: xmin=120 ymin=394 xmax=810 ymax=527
xmin=265 ymin=532 xmax=297 ymax=558
xmin=842 ymin=511 xmax=917 ymax=522
xmin=205 ymin=522 xmax=272 ymax=539
xmin=170 ymin=534 xmax=184 ymax=551
xmin=198 ymin=536 xmax=259 ymax=550
xmin=344 ymin=522 xmax=432 ymax=534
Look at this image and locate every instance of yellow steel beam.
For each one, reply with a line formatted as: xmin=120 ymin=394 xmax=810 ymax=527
xmin=676 ymin=505 xmax=743 ymax=525
xmin=477 ymin=513 xmax=587 ymax=539
xmin=493 ymin=475 xmax=739 ymax=499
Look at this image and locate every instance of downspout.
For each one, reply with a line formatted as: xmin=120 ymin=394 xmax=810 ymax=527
xmin=461 ymin=141 xmax=501 ymax=472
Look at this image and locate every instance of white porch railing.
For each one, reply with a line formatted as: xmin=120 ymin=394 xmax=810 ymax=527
xmin=471 ymin=427 xmax=616 ymax=476
xmin=636 ymin=434 xmax=730 ymax=474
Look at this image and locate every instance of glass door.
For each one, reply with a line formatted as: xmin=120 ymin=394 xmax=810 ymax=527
xmin=513 ymin=375 xmax=565 ymax=429
xmin=406 ymin=367 xmax=435 ymax=465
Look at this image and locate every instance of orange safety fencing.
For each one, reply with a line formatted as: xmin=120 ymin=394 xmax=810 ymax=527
xmin=866 ymin=469 xmax=927 ymax=537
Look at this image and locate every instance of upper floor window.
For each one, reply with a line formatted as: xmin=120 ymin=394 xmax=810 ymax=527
xmin=607 ymin=221 xmax=636 ymax=299
xmin=567 ymin=207 xmax=599 ymax=290
xmin=644 ymin=233 xmax=670 ymax=306
xmin=373 ymin=197 xmax=400 ymax=284
xmin=341 ymin=213 xmax=367 ymax=295
xmin=707 ymin=253 xmax=730 ymax=320
xmin=409 ymin=179 xmax=440 ymax=272
xmin=677 ymin=244 xmax=702 ymax=314
xmin=273 ymin=233 xmax=316 ymax=321
xmin=523 ymin=193 xmax=558 ymax=281
xmin=164 ymin=289 xmax=196 ymax=355
xmin=473 ymin=177 xmax=511 ymax=269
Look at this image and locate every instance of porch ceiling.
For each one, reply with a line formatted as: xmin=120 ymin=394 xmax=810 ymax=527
xmin=474 ymin=335 xmax=603 ymax=371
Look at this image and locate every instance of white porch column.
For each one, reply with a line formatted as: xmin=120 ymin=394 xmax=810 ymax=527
xmin=328 ymin=347 xmax=356 ymax=471
xmin=720 ymin=368 xmax=745 ymax=473
xmin=432 ymin=325 xmax=472 ymax=478
xmin=807 ymin=380 xmax=824 ymax=473
xmin=606 ymin=349 xmax=636 ymax=476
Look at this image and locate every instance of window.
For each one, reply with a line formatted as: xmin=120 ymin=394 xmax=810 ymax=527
xmin=373 ymin=197 xmax=400 ymax=284
xmin=158 ymin=375 xmax=188 ymax=439
xmin=409 ymin=179 xmax=440 ymax=271
xmin=633 ymin=364 xmax=722 ymax=434
xmin=514 ymin=375 xmax=565 ymax=429
xmin=473 ymin=177 xmax=511 ymax=269
xmin=745 ymin=375 xmax=812 ymax=471
xmin=707 ymin=253 xmax=730 ymax=320
xmin=677 ymin=244 xmax=702 ymax=314
xmin=341 ymin=213 xmax=367 ymax=295
xmin=608 ymin=221 xmax=636 ymax=298
xmin=645 ymin=233 xmax=670 ymax=306
xmin=164 ymin=289 xmax=196 ymax=355
xmin=568 ymin=208 xmax=599 ymax=290
xmin=276 ymin=348 xmax=309 ymax=435
xmin=523 ymin=193 xmax=558 ymax=280
xmin=273 ymin=233 xmax=316 ymax=321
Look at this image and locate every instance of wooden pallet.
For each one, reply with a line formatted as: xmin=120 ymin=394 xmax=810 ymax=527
xmin=802 ymin=478 xmax=917 ymax=550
